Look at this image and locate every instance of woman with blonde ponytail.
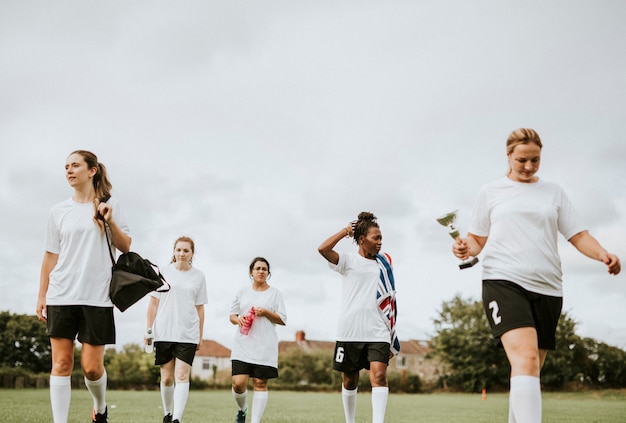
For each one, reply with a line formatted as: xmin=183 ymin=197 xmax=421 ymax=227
xmin=452 ymin=128 xmax=620 ymax=422
xmin=37 ymin=150 xmax=131 ymax=423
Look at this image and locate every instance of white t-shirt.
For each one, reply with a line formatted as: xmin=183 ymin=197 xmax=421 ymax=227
xmin=469 ymin=177 xmax=586 ymax=296
xmin=150 ymin=264 xmax=208 ymax=344
xmin=45 ymin=197 xmax=130 ymax=307
xmin=330 ymin=252 xmax=391 ymax=344
xmin=229 ymin=286 xmax=287 ymax=368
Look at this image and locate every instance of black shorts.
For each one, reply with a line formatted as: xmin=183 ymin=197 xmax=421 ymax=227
xmin=46 ymin=305 xmax=115 ymax=345
xmin=154 ymin=342 xmax=197 ymax=366
xmin=482 ymin=280 xmax=562 ymax=350
xmin=231 ymin=360 xmax=278 ymax=380
xmin=332 ymin=342 xmax=390 ymax=373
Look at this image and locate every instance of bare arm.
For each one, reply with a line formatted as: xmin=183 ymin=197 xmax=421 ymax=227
xmin=97 ymin=202 xmax=132 ymax=253
xmin=568 ymin=230 xmax=621 ymax=275
xmin=146 ymin=296 xmax=159 ymax=328
xmin=106 ymin=218 xmax=132 ymax=254
xmin=145 ymin=296 xmax=159 ymax=345
xmin=37 ymin=251 xmax=59 ymax=322
xmin=196 ymin=304 xmax=205 ymax=348
xmin=318 ymin=224 xmax=353 ymax=265
xmin=254 ymin=307 xmax=285 ymax=326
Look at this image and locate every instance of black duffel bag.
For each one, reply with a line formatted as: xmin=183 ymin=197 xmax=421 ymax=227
xmin=100 ymin=202 xmax=169 ymax=311
xmin=108 ymin=251 xmax=170 ymax=311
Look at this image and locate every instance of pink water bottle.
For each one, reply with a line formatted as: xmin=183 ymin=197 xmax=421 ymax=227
xmin=240 ymin=307 xmax=256 ymax=335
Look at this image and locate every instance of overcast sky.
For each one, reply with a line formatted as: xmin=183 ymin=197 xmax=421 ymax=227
xmin=1 ymin=1 xmax=625 ymax=352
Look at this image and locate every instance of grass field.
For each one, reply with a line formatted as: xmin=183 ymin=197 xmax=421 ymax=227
xmin=1 ymin=389 xmax=625 ymax=422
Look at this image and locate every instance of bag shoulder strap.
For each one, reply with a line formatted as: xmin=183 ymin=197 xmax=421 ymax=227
xmin=99 ymin=196 xmax=116 ymax=266
xmin=103 ymin=224 xmax=116 ymax=266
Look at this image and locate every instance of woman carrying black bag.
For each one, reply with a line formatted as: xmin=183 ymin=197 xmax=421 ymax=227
xmin=36 ymin=150 xmax=131 ymax=423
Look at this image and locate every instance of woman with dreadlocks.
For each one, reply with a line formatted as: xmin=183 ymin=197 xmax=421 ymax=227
xmin=318 ymin=212 xmax=399 ymax=423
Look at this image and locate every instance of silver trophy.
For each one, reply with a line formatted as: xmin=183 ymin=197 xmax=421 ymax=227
xmin=436 ymin=210 xmax=479 ymax=270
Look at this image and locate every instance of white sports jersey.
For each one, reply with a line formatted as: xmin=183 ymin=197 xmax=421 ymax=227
xmin=45 ymin=197 xmax=130 ymax=306
xmin=330 ymin=252 xmax=391 ymax=344
xmin=151 ymin=264 xmax=208 ymax=344
xmin=230 ymin=286 xmax=287 ymax=368
xmin=469 ymin=177 xmax=586 ymax=296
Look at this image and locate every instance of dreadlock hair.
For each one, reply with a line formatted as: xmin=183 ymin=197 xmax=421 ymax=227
xmin=352 ymin=212 xmax=379 ymax=243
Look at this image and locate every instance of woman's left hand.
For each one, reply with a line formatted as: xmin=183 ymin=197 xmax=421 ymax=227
xmin=602 ymin=253 xmax=621 ymax=275
xmin=255 ymin=307 xmax=266 ymax=317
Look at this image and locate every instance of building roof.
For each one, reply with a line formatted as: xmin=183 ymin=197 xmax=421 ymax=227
xmin=278 ymin=330 xmax=335 ymax=354
xmin=278 ymin=331 xmax=431 ymax=357
xmin=399 ymin=339 xmax=431 ymax=356
xmin=279 ymin=339 xmax=336 ymax=354
xmin=196 ymin=340 xmax=231 ymax=358
xmin=278 ymin=331 xmax=432 ymax=357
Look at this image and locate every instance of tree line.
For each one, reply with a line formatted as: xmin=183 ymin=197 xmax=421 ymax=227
xmin=429 ymin=295 xmax=626 ymax=392
xmin=1 ymin=301 xmax=625 ymax=392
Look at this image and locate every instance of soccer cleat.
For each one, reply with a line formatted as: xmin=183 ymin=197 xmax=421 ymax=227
xmin=163 ymin=414 xmax=173 ymax=423
xmin=234 ymin=407 xmax=247 ymax=423
xmin=92 ymin=406 xmax=108 ymax=422
xmin=171 ymin=420 xmax=180 ymax=423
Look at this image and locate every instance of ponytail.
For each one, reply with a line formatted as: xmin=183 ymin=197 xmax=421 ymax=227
xmin=70 ymin=150 xmax=112 ymax=199
xmin=94 ymin=162 xmax=112 ymax=199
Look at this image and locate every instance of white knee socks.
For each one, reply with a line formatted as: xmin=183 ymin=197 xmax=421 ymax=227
xmin=161 ymin=382 xmax=174 ymax=416
xmin=50 ymin=375 xmax=71 ymax=423
xmin=509 ymin=375 xmax=541 ymax=423
xmin=233 ymin=388 xmax=249 ymax=412
xmin=84 ymin=370 xmax=107 ymax=415
xmin=371 ymin=386 xmax=389 ymax=423
xmin=342 ymin=386 xmax=357 ymax=423
xmin=251 ymin=390 xmax=268 ymax=423
xmin=172 ymin=382 xmax=190 ymax=421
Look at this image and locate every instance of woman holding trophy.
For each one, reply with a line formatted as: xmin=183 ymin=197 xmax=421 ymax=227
xmin=452 ymin=128 xmax=621 ymax=422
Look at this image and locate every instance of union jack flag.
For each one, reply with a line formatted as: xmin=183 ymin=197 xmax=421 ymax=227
xmin=376 ymin=252 xmax=400 ymax=355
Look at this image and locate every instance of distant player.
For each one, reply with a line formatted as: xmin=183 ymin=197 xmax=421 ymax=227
xmin=229 ymin=257 xmax=287 ymax=423
xmin=146 ymin=236 xmax=208 ymax=423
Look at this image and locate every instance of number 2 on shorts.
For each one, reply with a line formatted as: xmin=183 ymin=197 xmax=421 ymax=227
xmin=488 ymin=300 xmax=502 ymax=325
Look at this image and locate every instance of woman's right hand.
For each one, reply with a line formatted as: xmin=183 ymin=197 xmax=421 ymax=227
xmin=238 ymin=314 xmax=250 ymax=327
xmin=345 ymin=222 xmax=355 ymax=238
xmin=144 ymin=329 xmax=154 ymax=345
xmin=36 ymin=297 xmax=47 ymax=322
xmin=452 ymin=237 xmax=470 ymax=260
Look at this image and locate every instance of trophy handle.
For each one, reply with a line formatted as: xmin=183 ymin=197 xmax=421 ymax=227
xmin=459 ymin=256 xmax=479 ymax=270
